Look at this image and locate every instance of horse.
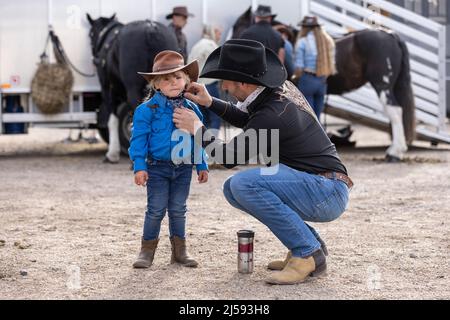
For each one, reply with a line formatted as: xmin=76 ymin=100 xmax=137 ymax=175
xmin=86 ymin=14 xmax=179 ymax=163
xmin=327 ymin=29 xmax=415 ymax=161
xmin=231 ymin=9 xmax=415 ymax=162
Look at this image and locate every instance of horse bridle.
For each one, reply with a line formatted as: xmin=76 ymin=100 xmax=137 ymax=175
xmin=92 ymin=20 xmax=123 ymax=62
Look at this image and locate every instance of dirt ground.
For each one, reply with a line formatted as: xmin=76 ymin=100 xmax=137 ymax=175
xmin=0 ymin=124 xmax=449 ymax=300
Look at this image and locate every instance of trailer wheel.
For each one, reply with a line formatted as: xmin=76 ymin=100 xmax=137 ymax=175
xmin=117 ymin=102 xmax=132 ymax=155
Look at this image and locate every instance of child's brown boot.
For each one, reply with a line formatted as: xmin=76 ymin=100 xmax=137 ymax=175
xmin=170 ymin=236 xmax=198 ymax=268
xmin=133 ymin=238 xmax=159 ymax=268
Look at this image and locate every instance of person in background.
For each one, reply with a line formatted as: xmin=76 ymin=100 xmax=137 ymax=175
xmin=166 ymin=6 xmax=194 ymax=60
xmin=239 ymin=5 xmax=285 ymax=63
xmin=188 ymin=24 xmax=223 ymax=132
xmin=273 ymin=22 xmax=296 ymax=80
xmin=292 ymin=16 xmax=336 ymax=120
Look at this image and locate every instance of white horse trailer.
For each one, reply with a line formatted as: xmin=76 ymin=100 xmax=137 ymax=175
xmin=1 ymin=0 xmax=449 ymax=146
xmin=1 ymin=0 xmax=296 ymax=135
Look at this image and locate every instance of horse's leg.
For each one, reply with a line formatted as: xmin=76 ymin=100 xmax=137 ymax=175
xmin=104 ymin=113 xmax=120 ymax=163
xmin=379 ymin=90 xmax=408 ymax=161
xmin=104 ymin=87 xmax=121 ymax=163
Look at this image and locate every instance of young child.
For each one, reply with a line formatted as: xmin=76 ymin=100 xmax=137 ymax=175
xmin=129 ymin=50 xmax=208 ymax=269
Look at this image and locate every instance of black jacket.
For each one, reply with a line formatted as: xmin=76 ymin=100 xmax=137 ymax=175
xmin=169 ymin=23 xmax=188 ymax=60
xmin=204 ymin=81 xmax=348 ymax=175
xmin=240 ymin=21 xmax=284 ymax=55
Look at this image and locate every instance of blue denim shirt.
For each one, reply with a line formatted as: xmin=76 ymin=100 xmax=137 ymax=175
xmin=128 ymin=91 xmax=208 ymax=173
xmin=294 ymin=32 xmax=317 ymax=72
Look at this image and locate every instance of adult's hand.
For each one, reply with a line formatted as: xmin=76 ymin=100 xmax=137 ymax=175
xmin=184 ymin=82 xmax=213 ymax=108
xmin=173 ymin=108 xmax=204 ymax=135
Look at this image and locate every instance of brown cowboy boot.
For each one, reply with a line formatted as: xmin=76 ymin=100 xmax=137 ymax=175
xmin=132 ymin=238 xmax=159 ymax=268
xmin=268 ymin=242 xmax=328 ymax=272
xmin=265 ymin=249 xmax=327 ymax=285
xmin=170 ymin=236 xmax=198 ymax=268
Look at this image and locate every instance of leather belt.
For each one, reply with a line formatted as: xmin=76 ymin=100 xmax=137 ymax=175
xmin=304 ymin=69 xmax=317 ymax=76
xmin=318 ymin=171 xmax=354 ymax=189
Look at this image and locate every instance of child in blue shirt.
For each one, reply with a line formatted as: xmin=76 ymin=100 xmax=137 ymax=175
xmin=129 ymin=50 xmax=208 ymax=269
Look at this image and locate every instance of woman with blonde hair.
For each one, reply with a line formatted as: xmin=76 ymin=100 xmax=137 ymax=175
xmin=292 ymin=16 xmax=336 ymax=120
xmin=188 ymin=24 xmax=223 ymax=131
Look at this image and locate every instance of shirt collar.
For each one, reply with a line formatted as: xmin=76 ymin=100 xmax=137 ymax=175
xmin=236 ymin=86 xmax=266 ymax=113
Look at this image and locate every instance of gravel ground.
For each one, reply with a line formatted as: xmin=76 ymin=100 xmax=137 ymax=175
xmin=0 ymin=125 xmax=449 ymax=299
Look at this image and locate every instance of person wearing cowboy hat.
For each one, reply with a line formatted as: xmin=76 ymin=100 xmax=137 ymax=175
xmin=172 ymin=39 xmax=352 ymax=285
xmin=272 ymin=21 xmax=297 ymax=79
xmin=129 ymin=50 xmax=208 ymax=270
xmin=292 ymin=15 xmax=336 ymax=120
xmin=166 ymin=6 xmax=194 ymax=60
xmin=239 ymin=5 xmax=285 ymax=63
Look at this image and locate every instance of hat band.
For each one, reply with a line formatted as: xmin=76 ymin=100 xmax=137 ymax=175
xmin=252 ymin=68 xmax=267 ymax=77
xmin=154 ymin=64 xmax=184 ymax=72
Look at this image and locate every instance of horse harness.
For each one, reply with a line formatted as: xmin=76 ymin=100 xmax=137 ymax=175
xmin=93 ymin=21 xmax=123 ymax=69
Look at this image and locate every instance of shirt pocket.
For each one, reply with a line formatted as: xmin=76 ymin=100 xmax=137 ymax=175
xmin=151 ymin=113 xmax=169 ymax=133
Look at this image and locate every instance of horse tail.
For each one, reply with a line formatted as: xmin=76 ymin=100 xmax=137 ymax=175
xmin=392 ymin=33 xmax=416 ymax=144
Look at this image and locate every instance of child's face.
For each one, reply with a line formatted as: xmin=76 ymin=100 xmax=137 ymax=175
xmin=155 ymin=71 xmax=187 ymax=98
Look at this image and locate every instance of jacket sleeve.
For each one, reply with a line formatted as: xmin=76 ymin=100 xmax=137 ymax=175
xmin=209 ymin=97 xmax=250 ymax=128
xmin=128 ymin=103 xmax=152 ymax=173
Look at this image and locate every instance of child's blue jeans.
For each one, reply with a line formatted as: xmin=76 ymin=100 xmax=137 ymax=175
xmin=142 ymin=160 xmax=193 ymax=240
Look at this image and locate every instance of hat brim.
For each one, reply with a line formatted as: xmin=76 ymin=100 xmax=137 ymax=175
xmin=166 ymin=13 xmax=194 ymax=19
xmin=138 ymin=60 xmax=199 ymax=83
xmin=273 ymin=24 xmax=294 ymax=38
xmin=200 ymin=47 xmax=286 ymax=88
xmin=299 ymin=22 xmax=321 ymax=27
xmin=255 ymin=13 xmax=277 ymax=19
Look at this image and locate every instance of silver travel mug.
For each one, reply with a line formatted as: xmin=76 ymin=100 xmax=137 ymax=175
xmin=237 ymin=230 xmax=254 ymax=274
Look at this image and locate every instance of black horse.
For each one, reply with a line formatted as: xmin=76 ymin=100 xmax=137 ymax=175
xmin=87 ymin=14 xmax=178 ymax=162
xmin=231 ymin=9 xmax=415 ymax=161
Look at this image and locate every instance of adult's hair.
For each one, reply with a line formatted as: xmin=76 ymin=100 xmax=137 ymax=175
xmin=202 ymin=24 xmax=222 ymax=43
xmin=299 ymin=26 xmax=336 ymax=77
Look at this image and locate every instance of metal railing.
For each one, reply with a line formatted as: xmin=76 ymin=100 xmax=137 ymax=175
xmin=310 ymin=0 xmax=449 ymax=143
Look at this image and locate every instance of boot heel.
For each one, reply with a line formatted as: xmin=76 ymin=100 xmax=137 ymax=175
xmin=310 ymin=263 xmax=327 ymax=277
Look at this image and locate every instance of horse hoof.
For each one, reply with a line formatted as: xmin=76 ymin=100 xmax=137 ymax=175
xmin=385 ymin=155 xmax=401 ymax=163
xmin=103 ymin=157 xmax=119 ymax=164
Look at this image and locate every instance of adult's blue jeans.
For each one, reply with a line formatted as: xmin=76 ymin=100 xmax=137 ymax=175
xmin=222 ymin=164 xmax=349 ymax=258
xmin=200 ymin=82 xmax=222 ymax=131
xmin=142 ymin=160 xmax=193 ymax=240
xmin=298 ymin=73 xmax=327 ymax=119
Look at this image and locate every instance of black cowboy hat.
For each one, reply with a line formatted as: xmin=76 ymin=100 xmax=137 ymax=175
xmin=166 ymin=6 xmax=194 ymax=19
xmin=200 ymin=39 xmax=286 ymax=88
xmin=299 ymin=15 xmax=320 ymax=27
xmin=254 ymin=5 xmax=277 ymax=19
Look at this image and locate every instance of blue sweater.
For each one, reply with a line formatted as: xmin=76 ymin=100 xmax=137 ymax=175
xmin=128 ymin=92 xmax=208 ymax=173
